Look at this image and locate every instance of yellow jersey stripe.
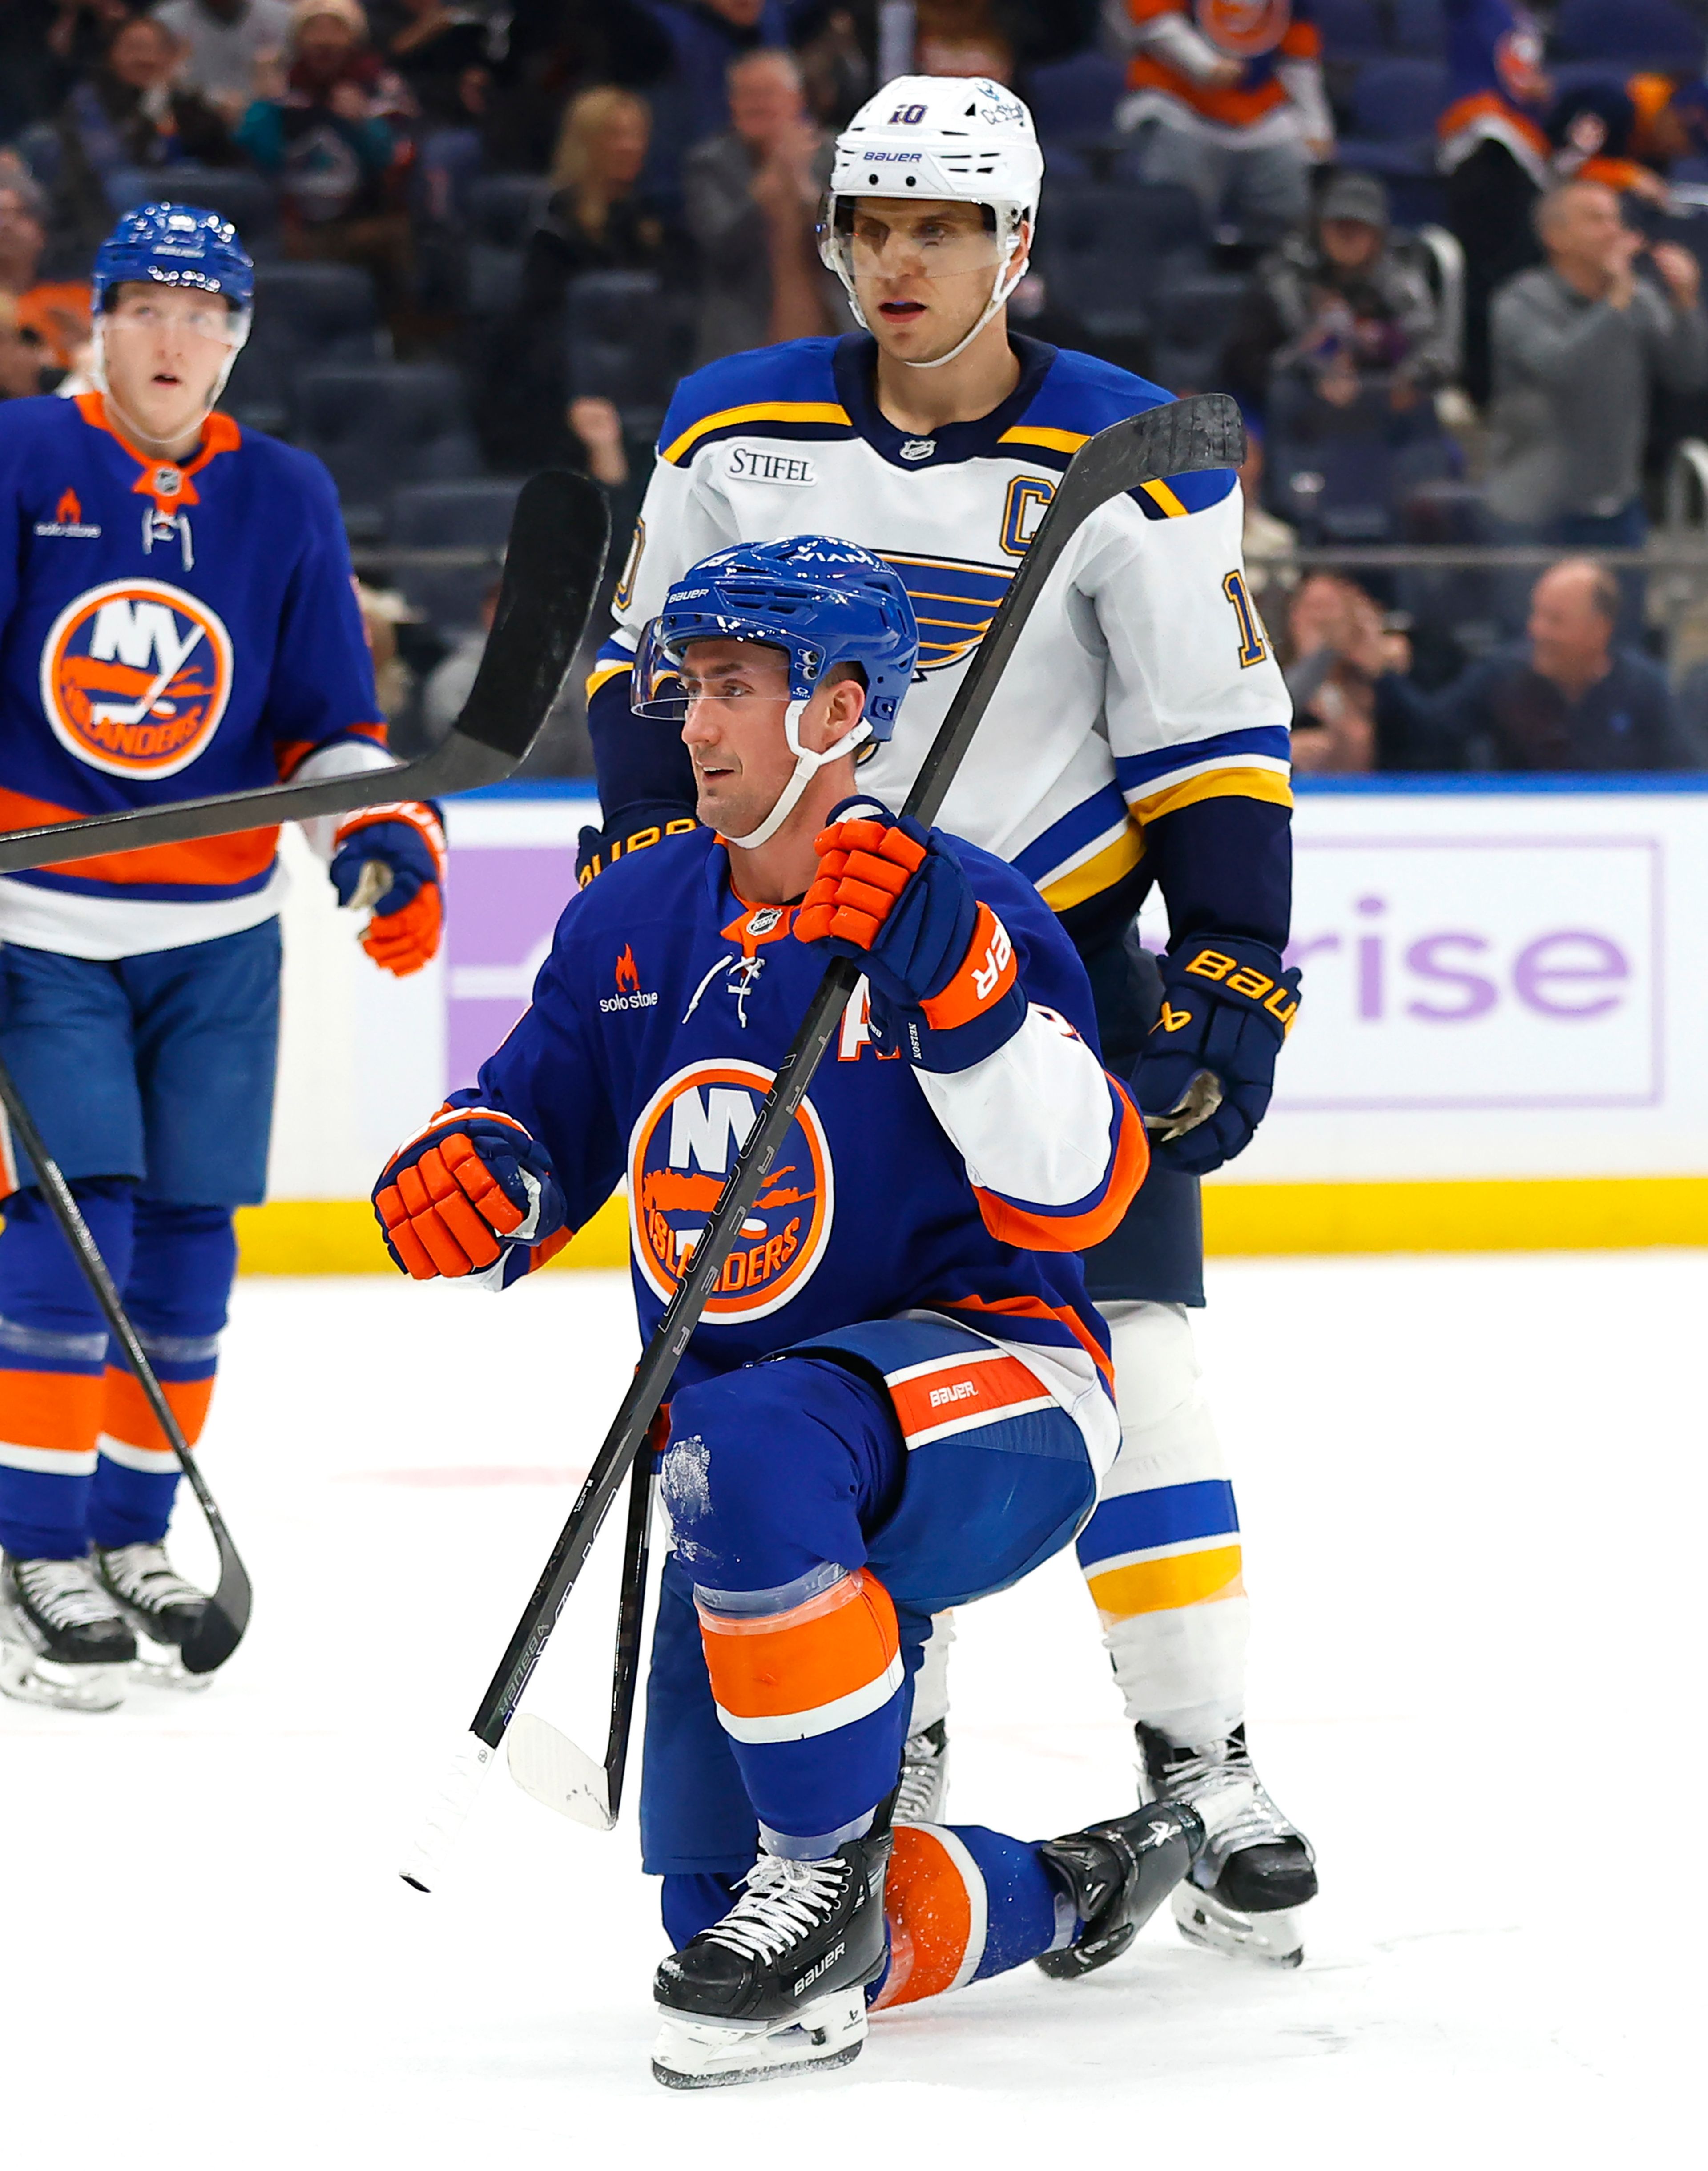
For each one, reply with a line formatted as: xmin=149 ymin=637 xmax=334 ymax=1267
xmin=1140 ymin=480 xmax=1188 ymax=517
xmin=1088 ymin=1544 xmax=1245 ymax=1621
xmin=1130 ymin=767 xmax=1294 ymax=825
xmin=1038 ymin=821 xmax=1146 ymax=913
xmin=997 ymin=425 xmax=1089 ymax=456
xmin=661 ymin=401 xmax=852 ymax=466
xmin=585 ymin=659 xmax=633 ymax=699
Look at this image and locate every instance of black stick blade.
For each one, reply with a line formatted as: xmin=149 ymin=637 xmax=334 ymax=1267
xmin=180 ymin=1532 xmax=252 ymax=1673
xmin=449 ymin=468 xmax=609 ymax=762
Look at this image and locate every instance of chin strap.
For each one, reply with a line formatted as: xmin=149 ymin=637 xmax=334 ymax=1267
xmin=724 ymin=702 xmax=873 ymax=851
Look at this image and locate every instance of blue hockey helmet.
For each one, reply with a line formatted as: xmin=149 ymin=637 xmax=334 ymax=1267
xmin=93 ymin=202 xmax=254 ymax=335
xmin=633 ymin=536 xmax=919 ymax=847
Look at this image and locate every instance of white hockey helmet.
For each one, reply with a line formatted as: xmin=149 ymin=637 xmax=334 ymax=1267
xmin=818 ymin=74 xmax=1045 ymax=371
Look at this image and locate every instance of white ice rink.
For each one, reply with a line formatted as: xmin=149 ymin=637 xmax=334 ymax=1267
xmin=4 ymin=1252 xmax=1700 ymax=2167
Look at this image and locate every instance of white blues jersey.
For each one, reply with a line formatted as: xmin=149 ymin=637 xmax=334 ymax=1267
xmin=586 ymin=333 xmax=1293 ymax=950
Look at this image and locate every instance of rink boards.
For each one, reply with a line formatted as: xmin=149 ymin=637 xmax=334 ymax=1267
xmin=246 ymin=778 xmax=1708 ymax=1267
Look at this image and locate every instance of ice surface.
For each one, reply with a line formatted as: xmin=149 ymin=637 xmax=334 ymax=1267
xmin=4 ymin=1254 xmax=1699 ymax=2166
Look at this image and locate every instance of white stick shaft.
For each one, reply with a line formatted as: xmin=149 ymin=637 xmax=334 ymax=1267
xmin=399 ymin=1732 xmax=495 ymax=1891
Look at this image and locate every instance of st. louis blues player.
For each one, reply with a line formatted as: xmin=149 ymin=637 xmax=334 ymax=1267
xmin=0 ymin=203 xmax=446 ymax=1710
xmin=372 ymin=539 xmax=1224 ymax=2086
xmin=576 ymin=75 xmax=1315 ymax=1963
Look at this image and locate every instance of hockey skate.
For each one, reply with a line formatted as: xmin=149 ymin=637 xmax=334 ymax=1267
xmin=1138 ymin=1723 xmax=1317 ymax=1968
xmin=651 ymin=1831 xmax=891 ymax=2088
xmin=894 ymin=1717 xmax=949 ymax=1823
xmin=0 ymin=1550 xmax=136 ymax=1711
xmin=1035 ymin=1799 xmax=1203 ymax=1979
xmin=93 ymin=1542 xmax=214 ymax=1691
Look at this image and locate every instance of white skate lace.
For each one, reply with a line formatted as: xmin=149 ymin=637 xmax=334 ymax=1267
xmin=1163 ymin=1742 xmax=1295 ymax=1857
xmin=703 ymin=1856 xmax=849 ymax=1965
xmin=97 ymin=1544 xmax=204 ymax=1610
xmin=894 ymin=1731 xmax=946 ymax=1823
xmin=16 ymin=1557 xmax=123 ymax=1630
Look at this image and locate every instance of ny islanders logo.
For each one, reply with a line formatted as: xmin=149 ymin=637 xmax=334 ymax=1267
xmin=40 ymin=579 xmax=233 ymax=779
xmin=628 ymin=1059 xmax=834 ymax=1321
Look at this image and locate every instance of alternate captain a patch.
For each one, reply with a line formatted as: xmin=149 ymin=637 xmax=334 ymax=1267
xmin=627 ymin=1059 xmax=835 ymax=1321
xmin=38 ymin=579 xmax=233 ymax=779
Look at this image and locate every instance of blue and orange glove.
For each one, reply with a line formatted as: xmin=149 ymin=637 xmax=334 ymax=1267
xmin=330 ymin=802 xmax=447 ymax=977
xmin=1132 ymin=935 xmax=1302 ymax=1175
xmin=373 ymin=1110 xmax=568 ymax=1281
xmin=794 ymin=800 xmax=1027 ymax=1072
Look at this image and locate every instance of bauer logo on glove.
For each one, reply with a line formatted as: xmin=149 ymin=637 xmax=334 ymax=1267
xmin=1131 ymin=935 xmax=1302 ymax=1178
xmin=794 ymin=799 xmax=1025 ymax=1072
xmin=373 ymin=1108 xmax=569 ymax=1284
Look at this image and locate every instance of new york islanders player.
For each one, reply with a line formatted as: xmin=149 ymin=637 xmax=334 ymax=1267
xmin=0 ymin=203 xmax=445 ymax=1711
xmin=575 ymin=77 xmax=1315 ymax=1963
xmin=372 ymin=538 xmax=1219 ymax=2085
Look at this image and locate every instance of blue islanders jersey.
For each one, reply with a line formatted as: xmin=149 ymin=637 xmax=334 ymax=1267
xmin=587 ymin=334 xmax=1293 ymax=960
xmin=447 ymin=828 xmax=1149 ymax=1476
xmin=0 ymin=392 xmax=386 ymax=959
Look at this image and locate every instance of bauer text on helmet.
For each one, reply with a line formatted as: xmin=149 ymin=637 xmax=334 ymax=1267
xmin=633 ymin=538 xmax=919 ymax=850
xmin=818 ymin=77 xmax=1042 ymax=371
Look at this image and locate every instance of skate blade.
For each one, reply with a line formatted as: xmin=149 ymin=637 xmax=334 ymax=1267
xmin=1172 ymin=1884 xmax=1304 ymax=1969
xmin=0 ymin=1642 xmax=129 ymax=1712
xmin=651 ymin=1989 xmax=867 ymax=2089
xmin=129 ymin=1648 xmax=214 ymax=1694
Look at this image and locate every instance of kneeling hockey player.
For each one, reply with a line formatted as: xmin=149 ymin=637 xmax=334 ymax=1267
xmin=0 ymin=203 xmax=446 ymax=1710
xmin=374 ymin=539 xmax=1208 ymax=2085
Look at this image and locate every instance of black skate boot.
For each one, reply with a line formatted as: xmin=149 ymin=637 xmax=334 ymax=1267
xmin=1138 ymin=1722 xmax=1317 ymax=1968
xmin=93 ymin=1542 xmax=209 ymax=1652
xmin=1035 ymin=1799 xmax=1203 ymax=1979
xmin=652 ymin=1830 xmax=892 ymax=2089
xmin=894 ymin=1717 xmax=949 ymax=1823
xmin=0 ymin=1550 xmax=136 ymax=1711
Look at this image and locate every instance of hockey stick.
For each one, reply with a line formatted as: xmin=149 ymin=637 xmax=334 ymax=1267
xmin=0 ymin=468 xmax=609 ymax=877
xmin=401 ymin=392 xmax=1246 ymax=1881
xmin=0 ymin=1054 xmax=250 ymax=1674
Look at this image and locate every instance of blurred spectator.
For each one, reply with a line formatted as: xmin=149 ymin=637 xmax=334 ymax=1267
xmin=916 ymin=0 xmax=1013 ymax=83
xmin=1237 ymin=423 xmax=1297 ymax=606
xmin=53 ymin=13 xmax=240 ymax=255
xmin=683 ymin=44 xmax=842 ymax=366
xmin=1545 ymin=77 xmax=1671 ymax=208
xmin=1438 ymin=0 xmax=1549 ymax=407
xmin=482 ymin=0 xmax=672 ymax=175
xmin=2 ymin=1 xmax=79 ymax=141
xmin=1284 ymin=570 xmax=1410 ymax=773
xmin=494 ymin=90 xmax=690 ymax=466
xmin=44 ymin=0 xmax=134 ymax=79
xmin=1373 ymin=557 xmax=1700 ymax=769
xmin=1225 ymin=171 xmax=1453 ymax=420
xmin=643 ymin=0 xmax=794 ymax=174
xmin=0 ymin=291 xmax=50 ymax=398
xmin=1485 ymin=181 xmax=1708 ymax=560
xmin=0 ymin=171 xmax=91 ymax=373
xmin=794 ymin=4 xmax=868 ymax=127
xmin=150 ymin=0 xmax=293 ymax=122
xmin=420 ymin=573 xmax=496 ymax=742
xmin=239 ymin=0 xmax=411 ymax=327
xmin=1111 ymin=0 xmax=1333 ymax=247
xmin=379 ymin=0 xmax=488 ymax=130
xmin=354 ymin=577 xmax=416 ymax=719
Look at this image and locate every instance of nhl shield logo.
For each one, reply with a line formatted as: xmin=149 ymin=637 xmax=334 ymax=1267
xmin=39 ymin=578 xmax=233 ymax=779
xmin=627 ymin=1058 xmax=834 ymax=1321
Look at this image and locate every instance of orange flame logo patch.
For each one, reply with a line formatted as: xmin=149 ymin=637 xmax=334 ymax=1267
xmin=56 ymin=489 xmax=81 ymax=527
xmin=615 ymin=945 xmax=640 ymax=993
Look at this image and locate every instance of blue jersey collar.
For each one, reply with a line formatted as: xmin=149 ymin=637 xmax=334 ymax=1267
xmin=830 ymin=332 xmax=1059 ymax=471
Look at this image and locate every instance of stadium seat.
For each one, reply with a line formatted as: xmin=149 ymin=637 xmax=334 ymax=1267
xmin=385 ymin=478 xmax=523 ymax=634
xmin=1147 ymin=272 xmax=1249 ymax=392
xmin=101 ymin=166 xmax=280 ymax=255
xmin=1551 ymin=0 xmax=1703 ymax=68
xmin=294 ymin=363 xmax=482 ymax=536
xmin=221 ymin=262 xmax=381 ymax=437
xmin=1350 ymin=61 xmax=1451 ymax=142
xmin=565 ymin=270 xmax=696 ymax=443
xmin=464 ymin=173 xmax=553 ymax=316
xmin=1035 ymin=180 xmax=1208 ymax=341
xmin=1312 ymin=0 xmax=1386 ymax=60
xmin=1024 ymin=49 xmax=1125 ymax=145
